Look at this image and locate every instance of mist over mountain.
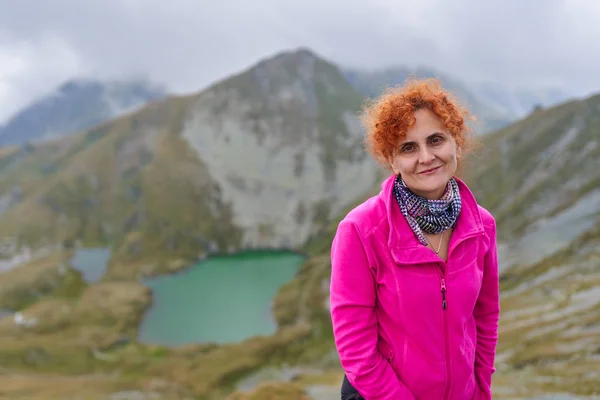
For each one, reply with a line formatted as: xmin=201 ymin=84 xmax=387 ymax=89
xmin=343 ymin=66 xmax=571 ymax=133
xmin=0 ymin=78 xmax=167 ymax=146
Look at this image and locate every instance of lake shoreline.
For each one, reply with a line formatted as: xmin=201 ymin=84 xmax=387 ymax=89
xmin=138 ymin=247 xmax=309 ymax=282
xmin=136 ymin=250 xmax=307 ymax=346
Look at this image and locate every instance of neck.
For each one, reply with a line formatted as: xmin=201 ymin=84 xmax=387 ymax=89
xmin=410 ymin=187 xmax=445 ymax=200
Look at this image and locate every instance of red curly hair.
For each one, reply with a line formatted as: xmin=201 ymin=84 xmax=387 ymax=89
xmin=361 ymin=78 xmax=476 ymax=173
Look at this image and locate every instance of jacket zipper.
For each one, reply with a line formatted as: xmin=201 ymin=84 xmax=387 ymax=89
xmin=436 ymin=262 xmax=451 ymax=400
xmin=440 ymin=278 xmax=447 ymax=310
xmin=437 ymin=231 xmax=483 ymax=400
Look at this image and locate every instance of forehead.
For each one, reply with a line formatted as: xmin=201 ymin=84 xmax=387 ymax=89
xmin=403 ymin=108 xmax=448 ymax=141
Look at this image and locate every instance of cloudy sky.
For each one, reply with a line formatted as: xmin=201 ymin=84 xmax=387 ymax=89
xmin=0 ymin=0 xmax=599 ymax=122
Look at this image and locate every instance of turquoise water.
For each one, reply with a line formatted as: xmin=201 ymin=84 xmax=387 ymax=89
xmin=137 ymin=251 xmax=305 ymax=346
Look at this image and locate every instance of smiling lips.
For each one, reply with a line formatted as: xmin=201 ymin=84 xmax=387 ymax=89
xmin=419 ymin=165 xmax=443 ymax=175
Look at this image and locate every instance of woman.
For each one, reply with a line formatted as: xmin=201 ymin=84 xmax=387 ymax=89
xmin=330 ymin=78 xmax=500 ymax=400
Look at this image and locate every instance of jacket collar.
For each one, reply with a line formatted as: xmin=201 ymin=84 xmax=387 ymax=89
xmin=380 ymin=174 xmax=485 ymax=265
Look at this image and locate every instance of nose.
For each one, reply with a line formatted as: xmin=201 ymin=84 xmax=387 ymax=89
xmin=418 ymin=147 xmax=435 ymax=164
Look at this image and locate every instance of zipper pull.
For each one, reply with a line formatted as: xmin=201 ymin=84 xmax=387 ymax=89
xmin=441 ymin=279 xmax=447 ymax=310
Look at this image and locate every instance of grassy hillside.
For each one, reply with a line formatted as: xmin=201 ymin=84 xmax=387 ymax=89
xmin=462 ymin=94 xmax=600 ymax=398
xmin=0 ymin=49 xmax=380 ymax=399
xmin=0 ymin=50 xmax=598 ymax=399
xmin=0 ymin=48 xmax=379 ymax=280
xmin=0 ymin=98 xmax=243 ymax=280
xmin=228 ymin=89 xmax=600 ymax=397
xmin=465 ymin=94 xmax=600 ymax=237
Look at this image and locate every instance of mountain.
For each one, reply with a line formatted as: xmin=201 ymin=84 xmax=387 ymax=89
xmin=233 ymin=89 xmax=600 ymax=399
xmin=278 ymin=91 xmax=600 ymax=399
xmin=252 ymin=86 xmax=600 ymax=397
xmin=0 ymin=47 xmax=598 ymax=399
xmin=343 ymin=66 xmax=571 ymax=134
xmin=0 ymin=48 xmax=383 ymax=279
xmin=0 ymin=78 xmax=168 ymax=146
xmin=461 ymin=93 xmax=600 ymax=397
xmin=0 ymin=47 xmax=385 ymax=399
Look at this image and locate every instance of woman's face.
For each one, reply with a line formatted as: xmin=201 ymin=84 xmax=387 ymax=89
xmin=388 ymin=108 xmax=461 ymax=199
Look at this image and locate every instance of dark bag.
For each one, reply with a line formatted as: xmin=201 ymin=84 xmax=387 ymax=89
xmin=341 ymin=374 xmax=364 ymax=400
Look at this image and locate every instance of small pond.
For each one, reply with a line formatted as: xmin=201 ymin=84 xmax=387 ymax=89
xmin=70 ymin=247 xmax=111 ymax=283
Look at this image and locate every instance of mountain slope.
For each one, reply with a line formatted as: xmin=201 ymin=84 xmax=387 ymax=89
xmin=258 ymin=90 xmax=600 ymax=399
xmin=466 ymin=94 xmax=600 ymax=242
xmin=1 ymin=48 xmax=597 ymax=399
xmin=180 ymin=48 xmax=383 ymax=249
xmin=0 ymin=78 xmax=167 ymax=146
xmin=0 ymin=48 xmax=384 ymax=399
xmin=0 ymin=48 xmax=383 ymax=279
xmin=228 ymin=90 xmax=600 ymax=399
xmin=461 ymin=93 xmax=600 ymax=398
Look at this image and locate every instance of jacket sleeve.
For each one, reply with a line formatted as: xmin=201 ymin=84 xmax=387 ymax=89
xmin=330 ymin=219 xmax=415 ymax=400
xmin=473 ymin=217 xmax=500 ymax=399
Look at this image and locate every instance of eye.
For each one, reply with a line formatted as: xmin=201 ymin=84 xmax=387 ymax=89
xmin=400 ymin=144 xmax=415 ymax=153
xmin=429 ymin=135 xmax=444 ymax=145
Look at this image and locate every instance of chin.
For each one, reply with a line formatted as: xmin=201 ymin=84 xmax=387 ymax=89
xmin=411 ymin=175 xmax=451 ymax=198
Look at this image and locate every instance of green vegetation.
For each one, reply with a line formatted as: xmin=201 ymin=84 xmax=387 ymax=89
xmin=461 ymin=94 xmax=600 ymax=398
xmin=464 ymin=95 xmax=600 ymax=238
xmin=0 ymin=101 xmax=244 ymax=280
xmin=0 ymin=252 xmax=79 ymax=311
xmin=313 ymin=58 xmax=367 ymax=182
xmin=0 ymin=51 xmax=599 ymax=399
xmin=225 ymin=382 xmax=311 ymax=400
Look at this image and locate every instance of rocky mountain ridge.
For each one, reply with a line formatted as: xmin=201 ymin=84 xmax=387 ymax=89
xmin=0 ymin=49 xmax=384 ymax=279
xmin=462 ymin=93 xmax=600 ymax=397
xmin=0 ymin=48 xmax=597 ymax=399
xmin=0 ymin=78 xmax=167 ymax=146
xmin=0 ymin=49 xmax=571 ymax=149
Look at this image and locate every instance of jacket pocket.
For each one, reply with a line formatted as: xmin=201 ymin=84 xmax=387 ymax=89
xmin=377 ymin=341 xmax=395 ymax=364
xmin=399 ymin=339 xmax=446 ymax=399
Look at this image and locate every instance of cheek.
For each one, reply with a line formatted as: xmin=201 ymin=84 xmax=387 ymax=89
xmin=393 ymin=158 xmax=415 ymax=174
xmin=441 ymin=147 xmax=458 ymax=163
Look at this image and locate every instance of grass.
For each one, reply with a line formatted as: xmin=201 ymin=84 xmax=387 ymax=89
xmin=493 ymin=223 xmax=600 ymax=396
xmin=0 ymin=247 xmax=328 ymax=398
xmin=464 ymin=96 xmax=600 ymax=241
xmin=1 ymin=52 xmax=600 ymax=400
xmin=225 ymin=382 xmax=311 ymax=400
xmin=0 ymin=251 xmax=79 ymax=310
xmin=0 ymin=116 xmax=244 ymax=280
xmin=0 ymin=50 xmax=376 ymax=398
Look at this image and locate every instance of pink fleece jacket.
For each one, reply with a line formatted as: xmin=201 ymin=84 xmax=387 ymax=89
xmin=330 ymin=174 xmax=500 ymax=400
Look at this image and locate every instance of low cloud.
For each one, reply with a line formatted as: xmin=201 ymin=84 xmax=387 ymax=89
xmin=0 ymin=0 xmax=599 ymax=122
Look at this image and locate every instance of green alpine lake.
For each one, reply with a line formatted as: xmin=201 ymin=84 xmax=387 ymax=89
xmin=137 ymin=250 xmax=305 ymax=346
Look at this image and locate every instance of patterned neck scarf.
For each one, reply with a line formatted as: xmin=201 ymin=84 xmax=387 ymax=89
xmin=392 ymin=174 xmax=462 ymax=246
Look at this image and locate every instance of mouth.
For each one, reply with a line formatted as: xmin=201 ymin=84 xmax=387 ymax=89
xmin=419 ymin=165 xmax=443 ymax=175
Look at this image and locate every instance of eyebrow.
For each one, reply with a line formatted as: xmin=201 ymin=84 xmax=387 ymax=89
xmin=399 ymin=132 xmax=445 ymax=145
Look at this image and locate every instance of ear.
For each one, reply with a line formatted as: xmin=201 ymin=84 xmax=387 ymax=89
xmin=456 ymin=146 xmax=463 ymax=159
xmin=388 ymin=156 xmax=398 ymax=175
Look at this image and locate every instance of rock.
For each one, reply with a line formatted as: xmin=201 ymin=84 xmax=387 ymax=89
xmin=109 ymin=391 xmax=161 ymax=400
